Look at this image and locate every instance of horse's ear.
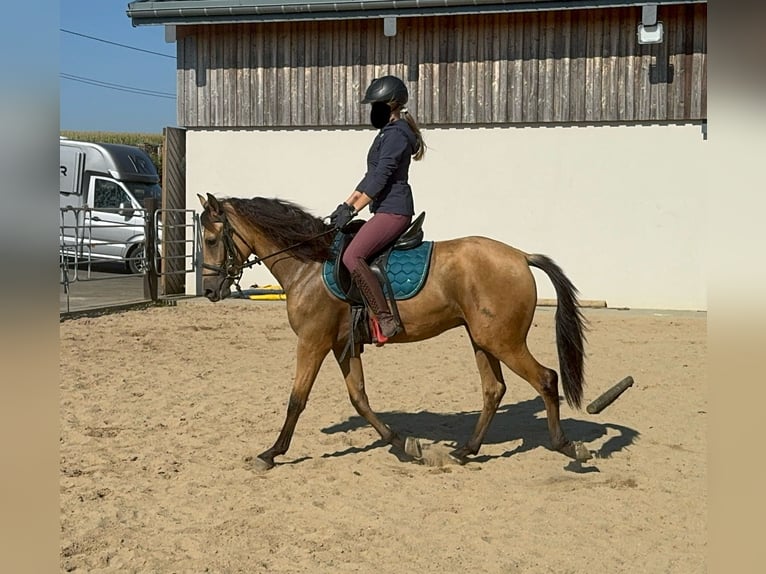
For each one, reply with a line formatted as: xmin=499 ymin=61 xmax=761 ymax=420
xmin=205 ymin=193 xmax=223 ymax=217
xmin=197 ymin=193 xmax=208 ymax=209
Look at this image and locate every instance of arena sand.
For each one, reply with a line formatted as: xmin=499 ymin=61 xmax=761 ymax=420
xmin=60 ymin=299 xmax=706 ymax=573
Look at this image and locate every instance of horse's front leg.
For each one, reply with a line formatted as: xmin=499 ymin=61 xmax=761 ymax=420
xmin=253 ymin=339 xmax=329 ymax=470
xmin=333 ymin=345 xmax=421 ymax=459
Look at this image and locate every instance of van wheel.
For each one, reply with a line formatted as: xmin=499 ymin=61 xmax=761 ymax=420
xmin=126 ymin=243 xmax=147 ymax=274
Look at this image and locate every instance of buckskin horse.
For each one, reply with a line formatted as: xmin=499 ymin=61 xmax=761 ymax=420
xmin=197 ymin=193 xmax=591 ymax=470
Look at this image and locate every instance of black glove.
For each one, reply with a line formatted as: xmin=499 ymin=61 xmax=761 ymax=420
xmin=329 ymin=203 xmax=356 ymax=230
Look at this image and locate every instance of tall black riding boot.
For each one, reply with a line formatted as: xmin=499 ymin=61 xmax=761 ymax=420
xmin=351 ymin=263 xmax=402 ymax=342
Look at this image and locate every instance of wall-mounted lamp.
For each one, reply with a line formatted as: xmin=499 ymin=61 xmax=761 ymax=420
xmin=637 ymin=4 xmax=663 ymax=44
xmin=165 ymin=24 xmax=176 ymax=43
xmin=384 ymin=17 xmax=397 ymax=37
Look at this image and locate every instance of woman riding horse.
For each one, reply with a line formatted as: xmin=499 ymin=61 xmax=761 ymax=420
xmin=328 ymin=76 xmax=427 ymax=345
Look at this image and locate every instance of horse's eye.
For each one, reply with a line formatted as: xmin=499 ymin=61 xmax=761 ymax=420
xmin=205 ymin=237 xmax=217 ymax=247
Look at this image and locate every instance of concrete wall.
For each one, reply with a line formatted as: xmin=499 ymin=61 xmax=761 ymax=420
xmin=186 ymin=124 xmax=707 ymax=310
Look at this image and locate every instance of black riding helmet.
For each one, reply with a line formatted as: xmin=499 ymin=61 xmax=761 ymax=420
xmin=361 ymin=76 xmax=408 ymax=107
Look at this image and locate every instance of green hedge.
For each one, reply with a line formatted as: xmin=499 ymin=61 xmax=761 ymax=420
xmin=60 ymin=130 xmax=164 ymax=181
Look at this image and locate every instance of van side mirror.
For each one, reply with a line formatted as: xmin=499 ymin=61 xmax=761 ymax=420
xmin=118 ymin=202 xmax=135 ymax=219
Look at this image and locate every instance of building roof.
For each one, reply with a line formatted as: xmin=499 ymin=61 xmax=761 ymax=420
xmin=127 ymin=0 xmax=706 ymax=26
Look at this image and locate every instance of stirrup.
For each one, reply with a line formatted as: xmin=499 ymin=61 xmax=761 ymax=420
xmin=369 ymin=316 xmax=388 ymax=346
xmin=369 ymin=316 xmax=402 ymax=347
xmin=370 ymin=315 xmax=401 ymax=347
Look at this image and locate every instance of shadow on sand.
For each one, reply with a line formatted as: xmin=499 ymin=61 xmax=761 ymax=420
xmin=319 ymin=396 xmax=639 ymax=469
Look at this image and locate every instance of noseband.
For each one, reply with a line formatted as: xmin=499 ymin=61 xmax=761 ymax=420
xmin=201 ymin=210 xmax=256 ymax=290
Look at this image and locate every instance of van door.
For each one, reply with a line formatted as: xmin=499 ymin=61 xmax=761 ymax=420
xmin=59 ymin=146 xmax=85 ymax=259
xmin=85 ymin=177 xmax=146 ymax=262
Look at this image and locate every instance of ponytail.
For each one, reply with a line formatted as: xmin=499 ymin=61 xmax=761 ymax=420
xmin=401 ymin=108 xmax=427 ymax=161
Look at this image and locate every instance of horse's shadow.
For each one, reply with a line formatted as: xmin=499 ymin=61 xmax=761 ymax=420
xmin=320 ymin=396 xmax=639 ymax=468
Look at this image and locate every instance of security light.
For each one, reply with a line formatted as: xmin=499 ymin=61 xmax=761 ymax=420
xmin=384 ymin=17 xmax=397 ymax=37
xmin=638 ymin=4 xmax=664 ymax=44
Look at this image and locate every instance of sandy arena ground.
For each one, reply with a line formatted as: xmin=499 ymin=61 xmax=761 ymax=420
xmin=60 ymin=299 xmax=706 ymax=573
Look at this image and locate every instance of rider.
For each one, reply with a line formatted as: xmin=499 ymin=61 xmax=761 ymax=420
xmin=329 ymin=75 xmax=427 ymax=344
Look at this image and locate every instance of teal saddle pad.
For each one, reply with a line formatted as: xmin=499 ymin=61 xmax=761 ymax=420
xmin=322 ymin=241 xmax=434 ymax=301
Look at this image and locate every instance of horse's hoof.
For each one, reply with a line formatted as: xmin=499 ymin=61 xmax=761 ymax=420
xmin=574 ymin=442 xmax=593 ymax=461
xmin=447 ymin=449 xmax=469 ymax=466
xmin=559 ymin=441 xmax=593 ymax=461
xmin=404 ymin=436 xmax=423 ymax=459
xmin=245 ymin=455 xmax=274 ymax=472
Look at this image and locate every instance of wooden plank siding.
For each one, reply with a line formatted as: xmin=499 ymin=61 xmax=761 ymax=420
xmin=176 ymin=4 xmax=706 ymax=128
xmin=160 ymin=126 xmax=186 ymax=296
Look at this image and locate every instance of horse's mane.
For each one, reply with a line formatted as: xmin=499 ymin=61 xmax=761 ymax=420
xmin=226 ymin=197 xmax=334 ymax=262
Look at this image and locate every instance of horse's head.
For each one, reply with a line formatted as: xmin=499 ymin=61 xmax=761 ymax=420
xmin=198 ymin=193 xmax=244 ymax=302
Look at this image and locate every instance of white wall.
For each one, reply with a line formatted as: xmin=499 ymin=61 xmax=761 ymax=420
xmin=186 ymin=124 xmax=707 ymax=310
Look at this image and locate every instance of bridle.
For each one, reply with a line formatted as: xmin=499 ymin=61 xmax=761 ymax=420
xmin=202 ymin=206 xmax=336 ymax=294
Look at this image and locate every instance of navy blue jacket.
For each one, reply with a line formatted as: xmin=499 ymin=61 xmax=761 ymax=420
xmin=356 ymin=119 xmax=417 ymax=216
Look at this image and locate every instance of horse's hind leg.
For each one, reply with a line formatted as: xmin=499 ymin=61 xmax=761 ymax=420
xmin=450 ymin=337 xmax=506 ymax=464
xmin=499 ymin=344 xmax=589 ymax=460
xmin=333 ymin=346 xmax=414 ymax=457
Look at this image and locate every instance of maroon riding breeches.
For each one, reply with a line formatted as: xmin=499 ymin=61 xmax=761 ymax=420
xmin=342 ymin=212 xmax=412 ymax=273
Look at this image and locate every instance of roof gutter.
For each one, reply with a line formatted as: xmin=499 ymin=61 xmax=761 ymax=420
xmin=127 ymin=0 xmax=706 ymax=26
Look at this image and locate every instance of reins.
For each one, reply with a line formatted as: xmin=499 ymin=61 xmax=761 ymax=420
xmin=202 ymin=208 xmax=336 ymax=295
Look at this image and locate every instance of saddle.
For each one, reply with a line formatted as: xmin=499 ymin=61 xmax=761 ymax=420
xmin=322 ymin=212 xmax=433 ymax=358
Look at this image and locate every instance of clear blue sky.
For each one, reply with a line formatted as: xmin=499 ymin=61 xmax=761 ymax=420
xmin=60 ymin=0 xmax=177 ymax=134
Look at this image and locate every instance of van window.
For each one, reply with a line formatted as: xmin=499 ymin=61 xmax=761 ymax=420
xmin=125 ymin=182 xmax=162 ymax=203
xmin=93 ymin=179 xmax=131 ymax=210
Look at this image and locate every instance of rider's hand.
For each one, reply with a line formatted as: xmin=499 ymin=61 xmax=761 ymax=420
xmin=329 ymin=203 xmax=356 ymax=230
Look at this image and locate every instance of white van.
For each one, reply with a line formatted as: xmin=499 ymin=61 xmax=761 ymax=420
xmin=60 ymin=138 xmax=162 ymax=274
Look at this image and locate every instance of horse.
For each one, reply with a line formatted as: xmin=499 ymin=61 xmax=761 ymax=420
xmin=197 ymin=193 xmax=591 ymax=470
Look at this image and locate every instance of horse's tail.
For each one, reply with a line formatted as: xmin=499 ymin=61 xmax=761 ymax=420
xmin=526 ymin=254 xmax=587 ymax=410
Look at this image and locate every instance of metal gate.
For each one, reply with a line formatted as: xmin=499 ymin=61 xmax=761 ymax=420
xmin=59 ymin=127 xmax=193 ymax=315
xmin=152 ymin=207 xmax=198 ymax=294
